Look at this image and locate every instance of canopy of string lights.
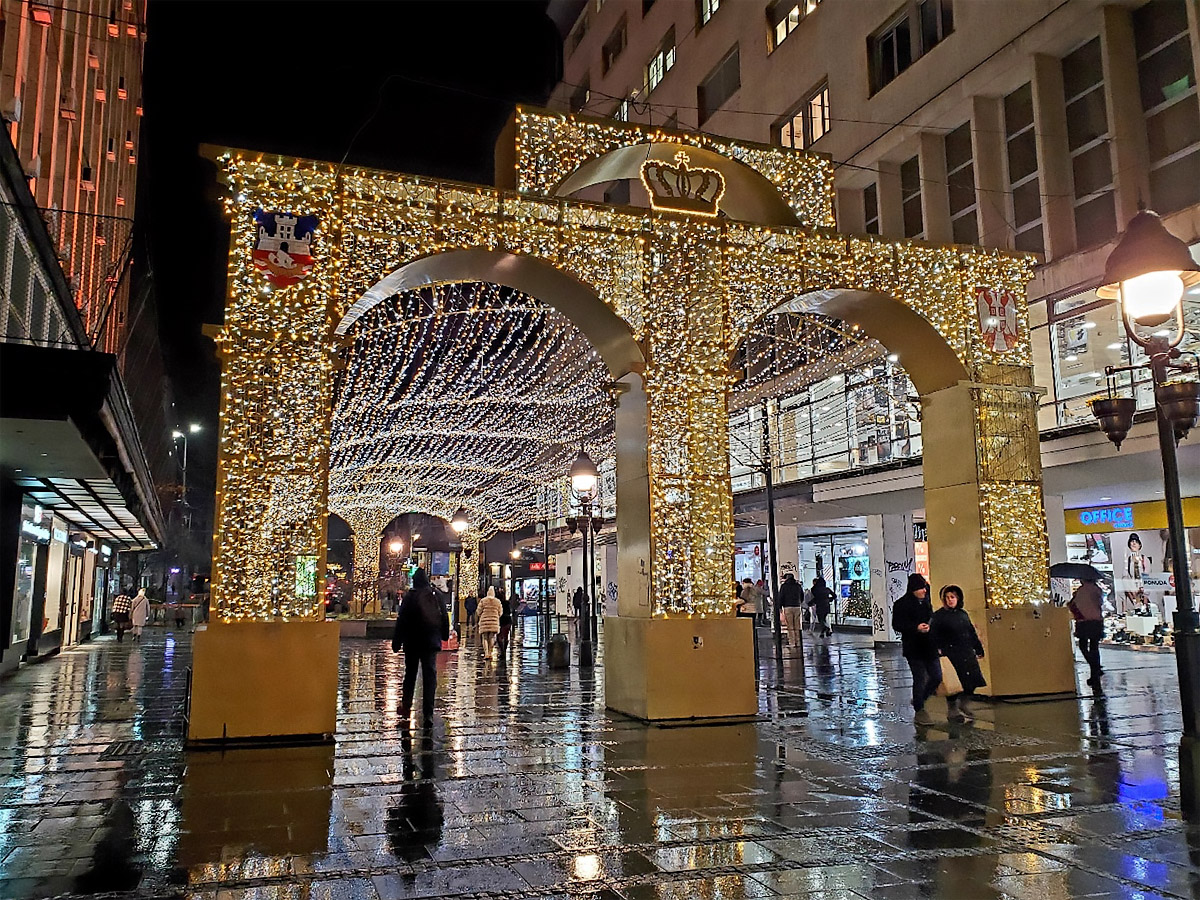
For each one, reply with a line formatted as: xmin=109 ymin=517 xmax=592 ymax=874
xmin=328 ymin=281 xmax=616 ymax=538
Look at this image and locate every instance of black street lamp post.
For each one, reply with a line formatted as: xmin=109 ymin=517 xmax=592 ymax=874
xmin=570 ymin=449 xmax=600 ymax=667
xmin=1088 ymin=210 xmax=1200 ymax=739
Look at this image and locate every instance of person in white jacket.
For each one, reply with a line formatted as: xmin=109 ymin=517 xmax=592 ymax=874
xmin=130 ymin=589 xmax=150 ymax=642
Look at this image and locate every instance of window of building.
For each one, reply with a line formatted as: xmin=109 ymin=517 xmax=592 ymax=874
xmin=698 ymin=46 xmax=740 ymax=124
xmin=699 ymin=0 xmax=721 ymax=27
xmin=568 ymin=16 xmax=588 ymax=57
xmin=945 ymin=121 xmax=977 ymax=244
xmin=863 ymin=183 xmax=879 ymax=234
xmin=769 ymin=0 xmax=820 ymax=51
xmin=614 ymin=98 xmax=630 ymax=121
xmin=869 ymin=12 xmax=911 ymax=94
xmin=1004 ymin=83 xmax=1043 ymax=253
xmin=1063 ymin=37 xmax=1116 ymax=249
xmin=569 ymin=80 xmax=590 ymax=113
xmin=901 ymin=155 xmax=923 ymax=238
xmin=645 ymin=27 xmax=676 ymax=93
xmin=602 ymin=18 xmax=627 ymax=74
xmin=918 ymin=0 xmax=953 ymax=54
xmin=868 ymin=1 xmax=953 ymax=95
xmin=643 ymin=0 xmax=656 ymax=14
xmin=1134 ymin=0 xmax=1200 ymax=214
xmin=776 ymin=82 xmax=829 ymax=149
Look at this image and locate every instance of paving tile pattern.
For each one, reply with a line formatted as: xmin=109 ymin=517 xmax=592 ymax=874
xmin=1 ymin=623 xmax=1197 ymax=899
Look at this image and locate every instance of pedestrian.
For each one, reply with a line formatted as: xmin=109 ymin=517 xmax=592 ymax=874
xmin=735 ymin=578 xmax=760 ymax=618
xmin=130 ymin=589 xmax=150 ymax=642
xmin=930 ymin=584 xmax=986 ymax=722
xmin=778 ymin=573 xmax=803 ymax=647
xmin=1068 ymin=574 xmax=1104 ymax=689
xmin=497 ymin=591 xmax=513 ymax=655
xmin=477 ymin=586 xmax=502 ymax=657
xmin=464 ymin=594 xmax=478 ymax=628
xmin=572 ymin=586 xmax=584 ymax=618
xmin=111 ymin=592 xmax=132 ymax=642
xmin=807 ymin=577 xmax=834 ymax=638
xmin=392 ymin=567 xmax=449 ymax=725
xmin=892 ymin=573 xmax=941 ymax=724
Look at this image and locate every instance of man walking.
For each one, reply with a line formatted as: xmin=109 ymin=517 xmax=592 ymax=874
xmin=892 ymin=573 xmax=941 ymax=724
xmin=1068 ymin=574 xmax=1105 ymax=690
xmin=392 ymin=568 xmax=450 ymax=726
xmin=778 ymin=573 xmax=803 ymax=647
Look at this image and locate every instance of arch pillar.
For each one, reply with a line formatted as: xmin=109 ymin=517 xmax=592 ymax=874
xmin=341 ymin=508 xmax=393 ymax=617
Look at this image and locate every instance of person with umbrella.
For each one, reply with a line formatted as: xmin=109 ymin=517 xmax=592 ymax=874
xmin=1069 ymin=571 xmax=1105 ymax=690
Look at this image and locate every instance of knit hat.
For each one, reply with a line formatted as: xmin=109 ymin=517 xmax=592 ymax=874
xmin=906 ymin=573 xmax=928 ymax=592
xmin=412 ymin=568 xmax=429 ymax=590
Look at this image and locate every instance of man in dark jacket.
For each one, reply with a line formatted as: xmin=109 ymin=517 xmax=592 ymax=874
xmin=808 ymin=577 xmax=835 ymax=638
xmin=778 ymin=573 xmax=803 ymax=647
xmin=393 ymin=568 xmax=450 ymax=725
xmin=891 ymin=573 xmax=941 ymax=723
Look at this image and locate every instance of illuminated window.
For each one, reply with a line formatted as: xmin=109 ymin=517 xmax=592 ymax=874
xmin=614 ymin=98 xmax=630 ymax=121
xmin=645 ymin=28 xmax=676 ymax=93
xmin=769 ymin=0 xmax=820 ymax=51
xmin=775 ymin=82 xmax=829 ymax=149
xmin=699 ymin=0 xmax=721 ymax=26
xmin=569 ymin=80 xmax=590 ymax=113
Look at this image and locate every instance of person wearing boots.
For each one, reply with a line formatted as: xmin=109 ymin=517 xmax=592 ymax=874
xmin=892 ymin=573 xmax=940 ymax=724
xmin=931 ymin=584 xmax=986 ymax=722
xmin=1068 ymin=574 xmax=1104 ymax=690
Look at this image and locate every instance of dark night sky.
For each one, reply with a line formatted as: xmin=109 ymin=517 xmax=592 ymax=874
xmin=137 ymin=1 xmax=562 ymax=503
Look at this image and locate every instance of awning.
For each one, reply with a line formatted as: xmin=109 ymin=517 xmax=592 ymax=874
xmin=1 ymin=343 xmax=164 ymax=549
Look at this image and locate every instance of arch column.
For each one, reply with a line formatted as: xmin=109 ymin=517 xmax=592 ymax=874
xmin=341 ymin=508 xmax=393 ymax=617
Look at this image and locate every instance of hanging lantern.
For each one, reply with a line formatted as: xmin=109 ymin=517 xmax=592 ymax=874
xmin=1088 ymin=396 xmax=1137 ymax=450
xmin=1157 ymin=380 xmax=1200 ymax=444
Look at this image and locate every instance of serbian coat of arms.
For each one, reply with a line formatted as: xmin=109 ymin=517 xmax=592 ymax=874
xmin=252 ymin=210 xmax=317 ymax=287
xmin=976 ymin=287 xmax=1019 ymax=353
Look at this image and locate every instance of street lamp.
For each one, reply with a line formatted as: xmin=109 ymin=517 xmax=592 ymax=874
xmin=450 ymin=507 xmax=470 ymax=535
xmin=569 ymin=449 xmax=600 ymax=667
xmin=171 ymin=423 xmax=202 ymax=529
xmin=1089 ymin=209 xmax=1200 ymax=740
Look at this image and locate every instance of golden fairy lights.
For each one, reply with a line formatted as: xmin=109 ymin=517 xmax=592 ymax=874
xmin=208 ymin=106 xmax=1043 ymax=621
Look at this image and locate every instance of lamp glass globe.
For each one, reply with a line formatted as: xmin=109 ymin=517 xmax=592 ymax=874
xmin=1121 ymin=270 xmax=1184 ymax=324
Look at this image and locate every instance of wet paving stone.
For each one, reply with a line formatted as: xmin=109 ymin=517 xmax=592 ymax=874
xmin=1 ymin=624 xmax=1198 ymax=898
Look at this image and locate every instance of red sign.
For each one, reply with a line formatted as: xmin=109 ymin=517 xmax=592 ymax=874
xmin=529 ymin=562 xmax=546 ymax=571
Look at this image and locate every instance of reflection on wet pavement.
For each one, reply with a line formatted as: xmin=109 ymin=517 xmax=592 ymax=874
xmin=1 ymin=623 xmax=1197 ymax=898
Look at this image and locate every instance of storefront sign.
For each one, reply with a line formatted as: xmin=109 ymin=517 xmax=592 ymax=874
xmin=21 ymin=520 xmax=50 ymax=542
xmin=1142 ymin=573 xmax=1173 ymax=590
xmin=529 ymin=561 xmax=546 ymax=571
xmin=52 ymin=527 xmax=68 ymax=544
xmin=1077 ymin=505 xmax=1134 ymax=530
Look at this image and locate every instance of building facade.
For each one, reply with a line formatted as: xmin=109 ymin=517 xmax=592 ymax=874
xmin=550 ymin=0 xmax=1200 ymax=633
xmin=0 ymin=0 xmax=164 ymax=674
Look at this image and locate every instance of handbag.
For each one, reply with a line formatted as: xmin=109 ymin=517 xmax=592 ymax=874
xmin=936 ymin=656 xmax=963 ymax=696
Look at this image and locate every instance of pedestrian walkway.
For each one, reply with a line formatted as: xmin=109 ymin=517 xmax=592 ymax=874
xmin=0 ymin=623 xmax=1196 ymax=899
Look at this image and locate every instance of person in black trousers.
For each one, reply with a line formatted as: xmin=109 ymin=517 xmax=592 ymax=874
xmin=930 ymin=584 xmax=986 ymax=722
xmin=393 ymin=568 xmax=449 ymax=726
xmin=892 ymin=573 xmax=941 ymax=724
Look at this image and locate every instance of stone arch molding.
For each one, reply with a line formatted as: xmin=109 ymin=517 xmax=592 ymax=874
xmin=205 ymin=107 xmax=1061 ymax=706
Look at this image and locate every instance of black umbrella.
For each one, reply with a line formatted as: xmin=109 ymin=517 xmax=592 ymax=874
xmin=1049 ymin=562 xmax=1105 ymax=581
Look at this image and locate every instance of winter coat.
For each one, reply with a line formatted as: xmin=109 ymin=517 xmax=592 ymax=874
xmin=476 ymin=595 xmax=502 ymax=633
xmin=807 ymin=581 xmax=834 ymax=618
xmin=392 ymin=586 xmax=450 ymax=653
xmin=499 ymin=598 xmax=512 ymax=628
xmin=1068 ymin=581 xmax=1103 ymax=622
xmin=778 ymin=578 xmax=802 ymax=608
xmin=892 ymin=592 xmax=937 ymax=660
xmin=130 ymin=594 xmax=150 ymax=627
xmin=930 ymin=606 xmax=986 ymax=693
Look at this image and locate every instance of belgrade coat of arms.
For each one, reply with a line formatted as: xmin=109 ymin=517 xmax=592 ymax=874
xmin=976 ymin=287 xmax=1019 ymax=353
xmin=251 ymin=210 xmax=318 ymax=288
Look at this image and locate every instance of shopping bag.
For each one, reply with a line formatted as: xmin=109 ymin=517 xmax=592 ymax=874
xmin=936 ymin=656 xmax=963 ymax=696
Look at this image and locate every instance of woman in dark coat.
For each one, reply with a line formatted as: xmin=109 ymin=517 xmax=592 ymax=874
xmin=930 ymin=584 xmax=985 ymax=722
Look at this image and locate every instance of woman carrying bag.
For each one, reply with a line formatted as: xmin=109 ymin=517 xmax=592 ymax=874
xmin=931 ymin=584 xmax=985 ymax=722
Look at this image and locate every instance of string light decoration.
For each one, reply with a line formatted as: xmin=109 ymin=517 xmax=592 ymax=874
xmin=327 ymin=281 xmax=616 ymax=606
xmin=208 ymin=106 xmax=1043 ymax=621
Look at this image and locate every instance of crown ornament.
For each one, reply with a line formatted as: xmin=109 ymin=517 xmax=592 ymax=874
xmin=640 ymin=150 xmax=726 ymax=217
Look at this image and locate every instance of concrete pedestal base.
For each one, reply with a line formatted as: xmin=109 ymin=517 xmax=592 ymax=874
xmin=604 ymin=616 xmax=756 ymax=722
xmin=976 ymin=605 xmax=1075 ymax=697
xmin=186 ymin=620 xmax=340 ymax=745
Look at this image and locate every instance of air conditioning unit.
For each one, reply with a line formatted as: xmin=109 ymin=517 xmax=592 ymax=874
xmin=30 ymin=2 xmax=53 ymax=26
xmin=23 ymin=155 xmax=41 ymax=180
xmin=80 ymin=164 xmax=95 ymax=190
xmin=1 ymin=97 xmax=22 ymax=124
